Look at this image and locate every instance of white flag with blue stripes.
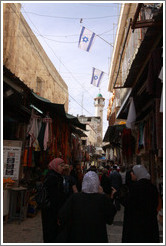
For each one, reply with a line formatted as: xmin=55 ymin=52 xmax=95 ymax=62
xmin=78 ymin=26 xmax=96 ymax=52
xmin=90 ymin=68 xmax=104 ymax=87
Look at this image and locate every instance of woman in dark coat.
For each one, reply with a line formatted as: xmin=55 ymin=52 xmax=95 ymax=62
xmin=41 ymin=158 xmax=66 ymax=243
xmin=100 ymin=168 xmax=112 ymax=196
xmin=122 ymin=164 xmax=160 ymax=243
xmin=57 ymin=171 xmax=117 ymax=243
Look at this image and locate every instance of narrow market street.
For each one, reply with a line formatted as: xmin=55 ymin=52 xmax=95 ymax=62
xmin=3 ymin=206 xmax=163 ymax=244
xmin=2 ymin=2 xmax=164 ymax=245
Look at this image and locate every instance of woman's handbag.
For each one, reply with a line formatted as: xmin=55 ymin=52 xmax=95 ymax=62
xmin=35 ymin=178 xmax=51 ymax=209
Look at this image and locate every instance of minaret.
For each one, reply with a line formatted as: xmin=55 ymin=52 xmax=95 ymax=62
xmin=94 ymin=93 xmax=105 ymax=145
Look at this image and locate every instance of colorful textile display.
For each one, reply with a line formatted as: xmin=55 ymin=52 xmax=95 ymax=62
xmin=122 ymin=128 xmax=134 ymax=162
xmin=25 ymin=110 xmax=74 ymax=168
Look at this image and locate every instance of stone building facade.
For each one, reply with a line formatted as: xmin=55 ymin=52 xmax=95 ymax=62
xmin=3 ymin=3 xmax=68 ymax=111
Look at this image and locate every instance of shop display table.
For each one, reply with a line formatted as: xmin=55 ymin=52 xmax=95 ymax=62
xmin=8 ymin=186 xmax=28 ymax=223
xmin=3 ymin=189 xmax=10 ymax=216
xmin=3 ymin=189 xmax=10 ymax=222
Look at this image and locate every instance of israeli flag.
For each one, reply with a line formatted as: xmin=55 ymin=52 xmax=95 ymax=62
xmin=78 ymin=26 xmax=96 ymax=52
xmin=90 ymin=68 xmax=104 ymax=87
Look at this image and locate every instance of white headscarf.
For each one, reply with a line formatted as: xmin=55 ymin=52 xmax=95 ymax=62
xmin=82 ymin=171 xmax=100 ymax=193
xmin=133 ymin=165 xmax=151 ymax=181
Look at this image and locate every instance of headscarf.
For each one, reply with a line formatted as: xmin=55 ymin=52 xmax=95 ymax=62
xmin=48 ymin=158 xmax=64 ymax=174
xmin=132 ymin=165 xmax=151 ymax=181
xmin=82 ymin=171 xmax=100 ymax=193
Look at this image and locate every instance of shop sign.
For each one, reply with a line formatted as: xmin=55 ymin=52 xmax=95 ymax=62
xmin=3 ymin=141 xmax=22 ymax=180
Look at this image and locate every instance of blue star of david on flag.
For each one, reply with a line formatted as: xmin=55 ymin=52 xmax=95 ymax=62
xmin=82 ymin=36 xmax=89 ymax=42
xmin=78 ymin=26 xmax=96 ymax=52
xmin=91 ymin=68 xmax=104 ymax=87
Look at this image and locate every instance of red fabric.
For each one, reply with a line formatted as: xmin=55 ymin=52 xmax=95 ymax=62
xmin=122 ymin=128 xmax=132 ymax=160
xmin=27 ymin=147 xmax=33 ymax=167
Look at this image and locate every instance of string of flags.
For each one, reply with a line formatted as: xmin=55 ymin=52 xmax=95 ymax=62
xmin=78 ymin=26 xmax=106 ymax=88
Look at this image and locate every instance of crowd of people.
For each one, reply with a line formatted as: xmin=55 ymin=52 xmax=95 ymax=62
xmin=40 ymin=158 xmax=161 ymax=243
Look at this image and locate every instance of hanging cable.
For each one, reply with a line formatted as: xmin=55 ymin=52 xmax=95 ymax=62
xmin=9 ymin=5 xmax=94 ymax=116
xmin=22 ymin=7 xmax=108 ymax=101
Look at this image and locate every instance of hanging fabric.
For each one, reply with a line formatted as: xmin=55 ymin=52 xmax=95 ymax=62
xmin=43 ymin=117 xmax=52 ymax=151
xmin=38 ymin=122 xmax=46 ymax=151
xmin=27 ymin=109 xmax=42 ymax=148
xmin=126 ymin=97 xmax=136 ymax=129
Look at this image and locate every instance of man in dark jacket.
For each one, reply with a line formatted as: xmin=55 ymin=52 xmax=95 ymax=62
xmin=109 ymin=165 xmax=122 ymax=210
xmin=109 ymin=165 xmax=122 ymax=190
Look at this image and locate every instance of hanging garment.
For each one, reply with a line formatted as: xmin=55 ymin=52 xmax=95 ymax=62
xmin=144 ymin=120 xmax=150 ymax=152
xmin=22 ymin=148 xmax=28 ymax=167
xmin=122 ymin=128 xmax=133 ymax=161
xmin=38 ymin=122 xmax=46 ymax=151
xmin=146 ymin=47 xmax=162 ymax=96
xmin=138 ymin=123 xmax=145 ymax=150
xmin=27 ymin=147 xmax=33 ymax=167
xmin=155 ymin=99 xmax=163 ymax=149
xmin=27 ymin=110 xmax=42 ymax=148
xmin=43 ymin=118 xmax=52 ymax=151
xmin=126 ymin=97 xmax=136 ymax=129
xmin=44 ymin=121 xmax=49 ymax=151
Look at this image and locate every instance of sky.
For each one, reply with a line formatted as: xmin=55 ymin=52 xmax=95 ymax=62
xmin=20 ymin=1 xmax=121 ymax=138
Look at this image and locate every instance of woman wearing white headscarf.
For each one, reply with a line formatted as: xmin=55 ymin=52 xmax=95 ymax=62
xmin=122 ymin=165 xmax=159 ymax=243
xmin=57 ymin=171 xmax=117 ymax=243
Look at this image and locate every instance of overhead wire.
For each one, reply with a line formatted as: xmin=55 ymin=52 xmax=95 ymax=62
xmin=7 ymin=7 xmax=136 ymax=22
xmin=21 ymin=7 xmax=110 ymax=101
xmin=3 ymin=26 xmax=118 ymax=45
xmin=5 ymin=3 xmax=123 ymax=138
xmin=8 ymin=4 xmax=120 ymax=118
xmin=9 ymin=4 xmax=94 ymax=116
xmin=21 ymin=11 xmax=124 ymax=20
xmin=78 ymin=3 xmax=122 ymax=8
xmin=22 ymin=6 xmax=113 ymax=116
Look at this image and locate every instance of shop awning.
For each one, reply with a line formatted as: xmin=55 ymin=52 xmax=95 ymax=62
xmin=3 ymin=66 xmax=87 ymax=131
xmin=71 ymin=126 xmax=87 ymax=137
xmin=116 ymin=88 xmax=132 ymax=119
xmin=103 ymin=124 xmax=126 ymax=143
xmin=30 ymin=92 xmax=86 ymax=131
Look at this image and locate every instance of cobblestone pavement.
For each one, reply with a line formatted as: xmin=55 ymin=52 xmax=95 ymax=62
xmin=107 ymin=206 xmax=163 ymax=244
xmin=3 ymin=206 xmax=163 ymax=244
xmin=3 ymin=211 xmax=43 ymax=244
xmin=107 ymin=206 xmax=124 ymax=243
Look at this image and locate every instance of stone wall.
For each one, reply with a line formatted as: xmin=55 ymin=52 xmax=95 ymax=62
xmin=3 ymin=3 xmax=68 ymax=111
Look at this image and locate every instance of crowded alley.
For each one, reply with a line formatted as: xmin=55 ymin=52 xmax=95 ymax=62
xmin=3 ymin=2 xmax=164 ymax=244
